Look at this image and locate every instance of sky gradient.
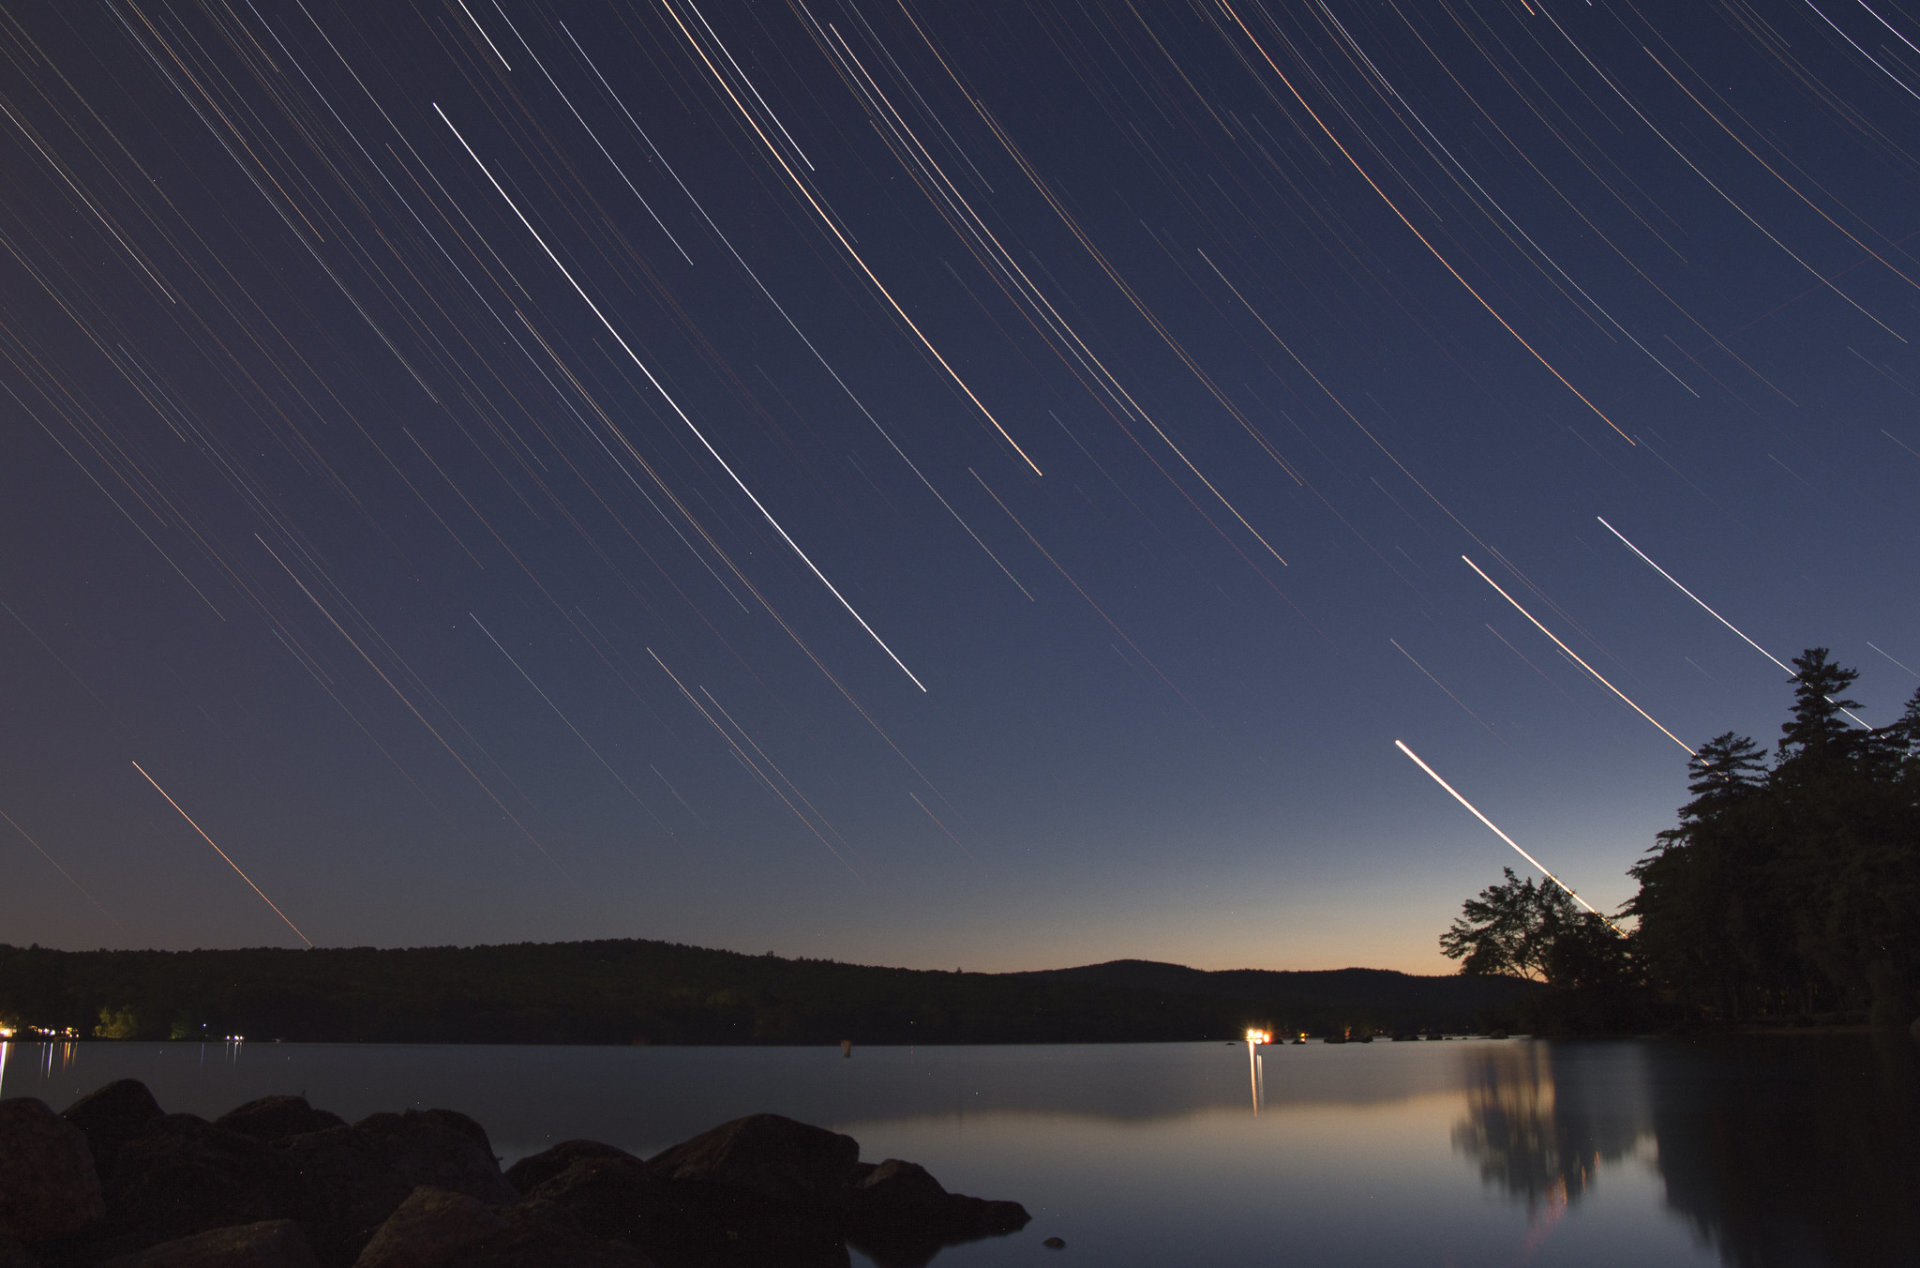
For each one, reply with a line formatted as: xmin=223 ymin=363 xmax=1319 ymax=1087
xmin=3 ymin=0 xmax=1918 ymax=974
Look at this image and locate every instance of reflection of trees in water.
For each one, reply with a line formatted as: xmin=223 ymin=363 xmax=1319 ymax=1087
xmin=1451 ymin=1044 xmax=1648 ymax=1211
xmin=1647 ymin=1036 xmax=1920 ymax=1268
xmin=1457 ymin=1037 xmax=1920 ymax=1265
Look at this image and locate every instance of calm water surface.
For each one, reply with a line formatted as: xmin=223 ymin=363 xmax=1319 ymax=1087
xmin=2 ymin=1035 xmax=1913 ymax=1267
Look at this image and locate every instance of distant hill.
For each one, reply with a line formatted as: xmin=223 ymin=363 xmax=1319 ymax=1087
xmin=1013 ymin=960 xmax=1536 ymax=1028
xmin=0 ymin=941 xmax=1535 ymax=1045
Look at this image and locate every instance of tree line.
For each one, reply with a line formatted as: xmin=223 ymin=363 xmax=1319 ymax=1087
xmin=1443 ymin=649 xmax=1920 ymax=1031
xmin=0 ymin=940 xmax=1530 ymax=1045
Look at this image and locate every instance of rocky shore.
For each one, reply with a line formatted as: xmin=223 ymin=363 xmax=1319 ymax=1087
xmin=0 ymin=1081 xmax=1031 ymax=1267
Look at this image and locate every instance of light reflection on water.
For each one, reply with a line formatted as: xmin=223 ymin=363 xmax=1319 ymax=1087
xmin=1 ymin=1036 xmax=1912 ymax=1266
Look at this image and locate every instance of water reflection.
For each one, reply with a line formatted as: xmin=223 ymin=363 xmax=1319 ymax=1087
xmin=1451 ymin=1043 xmax=1648 ymax=1212
xmin=1644 ymin=1035 xmax=1920 ymax=1268
xmin=1 ymin=1038 xmax=1912 ymax=1266
xmin=1448 ymin=1036 xmax=1920 ymax=1268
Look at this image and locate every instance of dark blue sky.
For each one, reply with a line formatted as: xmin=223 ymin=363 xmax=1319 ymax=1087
xmin=3 ymin=0 xmax=1917 ymax=973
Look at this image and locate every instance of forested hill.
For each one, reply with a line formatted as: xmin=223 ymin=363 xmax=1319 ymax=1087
xmin=1013 ymin=960 xmax=1533 ymax=1016
xmin=0 ymin=940 xmax=1532 ymax=1045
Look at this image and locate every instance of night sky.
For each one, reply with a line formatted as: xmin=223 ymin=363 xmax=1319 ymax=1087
xmin=3 ymin=0 xmax=1917 ymax=974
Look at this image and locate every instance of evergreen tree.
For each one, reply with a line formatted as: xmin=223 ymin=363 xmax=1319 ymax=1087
xmin=1770 ymin=652 xmax=1917 ymax=1023
xmin=1628 ymin=650 xmax=1919 ymax=1026
xmin=1629 ymin=733 xmax=1781 ymax=1018
xmin=1776 ymin=648 xmax=1863 ymax=763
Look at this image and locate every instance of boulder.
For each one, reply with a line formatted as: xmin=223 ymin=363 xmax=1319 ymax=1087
xmin=646 ymin=1114 xmax=860 ymax=1210
xmin=352 ymin=1188 xmax=653 ymax=1268
xmin=850 ymin=1159 xmax=948 ymax=1210
xmin=503 ymin=1140 xmax=638 ymax=1195
xmin=350 ymin=1187 xmax=505 ymax=1268
xmin=523 ymin=1156 xmax=678 ymax=1248
xmin=530 ymin=1149 xmax=844 ymax=1268
xmin=633 ymin=1114 xmax=866 ymax=1267
xmin=0 ymin=1097 xmax=104 ymax=1240
xmin=215 ymin=1097 xmax=346 ymax=1144
xmin=845 ymin=1159 xmax=1030 ymax=1268
xmin=61 ymin=1081 xmax=164 ymax=1172
xmin=101 ymin=1114 xmax=316 ymax=1245
xmin=96 ymin=1219 xmax=319 ymax=1268
xmin=283 ymin=1109 xmax=518 ymax=1253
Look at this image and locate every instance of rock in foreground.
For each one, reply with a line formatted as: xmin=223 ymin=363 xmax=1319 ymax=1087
xmin=3 ymin=1081 xmax=1029 ymax=1268
xmin=0 ymin=1099 xmax=104 ymax=1241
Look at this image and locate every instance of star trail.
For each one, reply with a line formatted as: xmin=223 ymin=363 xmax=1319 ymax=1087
xmin=2 ymin=0 xmax=1917 ymax=972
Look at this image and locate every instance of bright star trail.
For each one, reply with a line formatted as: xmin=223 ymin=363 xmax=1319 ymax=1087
xmin=1598 ymin=515 xmax=1875 ymax=729
xmin=2 ymin=0 xmax=1916 ymax=972
xmin=1394 ymin=741 xmax=1624 ymax=936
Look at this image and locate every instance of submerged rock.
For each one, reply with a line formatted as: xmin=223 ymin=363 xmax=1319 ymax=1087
xmin=0 ymin=1098 xmax=104 ymax=1241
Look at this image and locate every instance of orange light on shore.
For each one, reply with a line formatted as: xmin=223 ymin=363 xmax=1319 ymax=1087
xmin=1245 ymin=1028 xmax=1271 ymax=1045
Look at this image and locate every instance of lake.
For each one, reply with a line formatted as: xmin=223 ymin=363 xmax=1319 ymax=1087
xmin=3 ymin=1034 xmax=1914 ymax=1266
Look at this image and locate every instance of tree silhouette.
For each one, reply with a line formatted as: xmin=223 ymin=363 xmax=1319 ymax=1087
xmin=1450 ymin=649 xmax=1920 ymax=1031
xmin=1629 ymin=650 xmax=1919 ymax=1025
xmin=1440 ymin=868 xmax=1579 ymax=984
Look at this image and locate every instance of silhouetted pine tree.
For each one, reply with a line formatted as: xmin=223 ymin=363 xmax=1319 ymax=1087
xmin=1629 ymin=732 xmax=1783 ymax=1018
xmin=1630 ymin=651 xmax=1919 ymax=1025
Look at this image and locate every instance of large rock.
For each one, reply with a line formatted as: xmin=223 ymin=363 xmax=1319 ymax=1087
xmin=646 ymin=1114 xmax=860 ymax=1210
xmin=846 ymin=1159 xmax=1030 ymax=1268
xmin=61 ymin=1081 xmax=164 ymax=1173
xmin=96 ymin=1219 xmax=319 ymax=1268
xmin=523 ymin=1156 xmax=676 ymax=1248
xmin=531 ymin=1149 xmax=846 ymax=1268
xmin=350 ymin=1187 xmax=504 ymax=1268
xmin=215 ymin=1097 xmax=346 ymax=1144
xmin=100 ymin=1114 xmax=316 ymax=1245
xmin=283 ymin=1110 xmax=518 ymax=1253
xmin=503 ymin=1140 xmax=638 ymax=1195
xmin=0 ymin=1097 xmax=104 ymax=1240
xmin=352 ymin=1187 xmax=652 ymax=1268
xmin=633 ymin=1114 xmax=865 ymax=1267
